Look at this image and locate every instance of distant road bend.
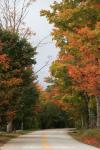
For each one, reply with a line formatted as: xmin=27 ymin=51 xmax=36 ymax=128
xmin=1 ymin=129 xmax=99 ymax=150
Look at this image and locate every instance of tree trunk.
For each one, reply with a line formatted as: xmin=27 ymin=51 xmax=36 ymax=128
xmin=89 ymin=109 xmax=96 ymax=128
xmin=81 ymin=116 xmax=84 ymax=128
xmin=21 ymin=121 xmax=24 ymax=130
xmin=7 ymin=120 xmax=13 ymax=133
xmin=96 ymin=96 xmax=100 ymax=128
xmin=83 ymin=92 xmax=90 ymax=128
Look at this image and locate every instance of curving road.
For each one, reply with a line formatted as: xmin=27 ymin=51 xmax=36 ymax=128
xmin=0 ymin=129 xmax=99 ymax=150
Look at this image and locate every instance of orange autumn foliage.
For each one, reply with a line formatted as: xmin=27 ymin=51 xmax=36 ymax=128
xmin=82 ymin=136 xmax=100 ymax=148
xmin=63 ymin=24 xmax=100 ymax=96
xmin=0 ymin=54 xmax=9 ymax=70
xmin=1 ymin=78 xmax=22 ymax=87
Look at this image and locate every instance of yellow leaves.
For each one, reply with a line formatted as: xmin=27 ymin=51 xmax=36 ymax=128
xmin=53 ymin=60 xmax=66 ymax=69
xmin=63 ymin=44 xmax=72 ymax=50
xmin=57 ymin=7 xmax=79 ymax=21
xmin=58 ymin=8 xmax=73 ymax=19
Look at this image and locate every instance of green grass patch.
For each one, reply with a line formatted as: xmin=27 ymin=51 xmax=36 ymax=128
xmin=70 ymin=129 xmax=100 ymax=148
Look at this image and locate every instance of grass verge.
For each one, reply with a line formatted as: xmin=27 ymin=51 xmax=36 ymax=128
xmin=0 ymin=130 xmax=30 ymax=147
xmin=70 ymin=129 xmax=100 ymax=148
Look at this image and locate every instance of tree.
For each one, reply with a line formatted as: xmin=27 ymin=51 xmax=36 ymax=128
xmin=41 ymin=0 xmax=100 ymax=128
xmin=38 ymin=99 xmax=70 ymax=129
xmin=0 ymin=29 xmax=37 ymax=132
xmin=45 ymin=58 xmax=92 ymax=128
xmin=0 ymin=0 xmax=35 ymax=37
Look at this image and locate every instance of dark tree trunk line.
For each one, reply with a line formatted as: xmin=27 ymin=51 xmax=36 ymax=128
xmin=7 ymin=120 xmax=13 ymax=133
xmin=82 ymin=92 xmax=90 ymax=128
xmin=96 ymin=96 xmax=100 ymax=128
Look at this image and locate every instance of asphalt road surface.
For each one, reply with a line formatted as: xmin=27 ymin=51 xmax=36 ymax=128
xmin=0 ymin=129 xmax=99 ymax=150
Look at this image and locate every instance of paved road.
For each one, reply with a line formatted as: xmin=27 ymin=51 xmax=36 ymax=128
xmin=0 ymin=129 xmax=99 ymax=150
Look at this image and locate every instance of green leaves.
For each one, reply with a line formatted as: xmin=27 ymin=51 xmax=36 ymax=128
xmin=0 ymin=29 xmax=38 ymax=131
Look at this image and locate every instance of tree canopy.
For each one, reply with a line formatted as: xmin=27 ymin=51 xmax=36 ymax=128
xmin=41 ymin=0 xmax=100 ymax=128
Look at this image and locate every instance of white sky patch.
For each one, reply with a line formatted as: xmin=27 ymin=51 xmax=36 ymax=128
xmin=25 ymin=0 xmax=60 ymax=88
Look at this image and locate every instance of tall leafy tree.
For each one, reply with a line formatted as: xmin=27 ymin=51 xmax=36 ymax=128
xmin=0 ymin=29 xmax=37 ymax=132
xmin=41 ymin=0 xmax=100 ymax=128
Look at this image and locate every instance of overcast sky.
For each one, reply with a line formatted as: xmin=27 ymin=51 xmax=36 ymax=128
xmin=26 ymin=0 xmax=60 ymax=88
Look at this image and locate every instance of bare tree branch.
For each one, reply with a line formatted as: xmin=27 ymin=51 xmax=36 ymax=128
xmin=35 ymin=34 xmax=51 ymax=48
xmin=0 ymin=0 xmax=35 ymax=38
xmin=36 ymin=56 xmax=52 ymax=74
